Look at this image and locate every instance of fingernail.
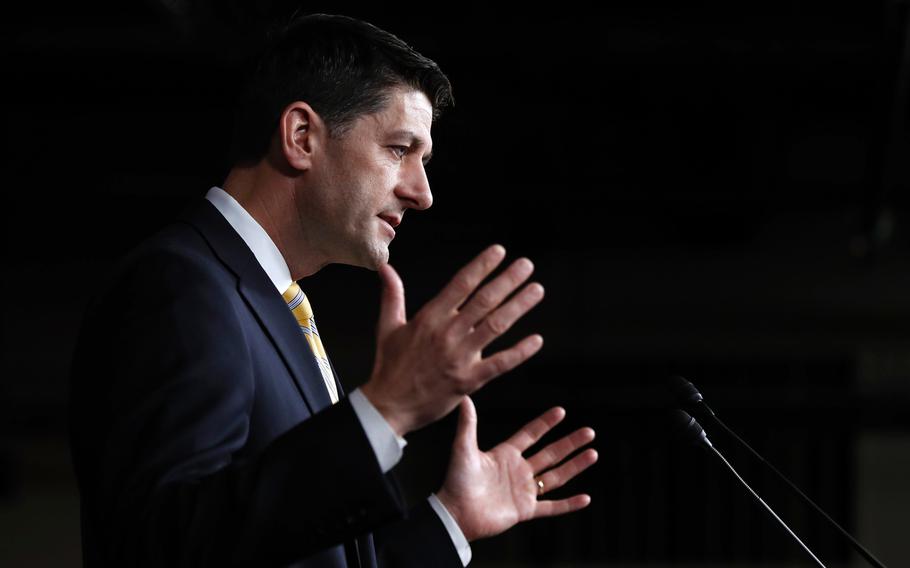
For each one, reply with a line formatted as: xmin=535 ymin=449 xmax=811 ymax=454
xmin=514 ymin=258 xmax=533 ymax=274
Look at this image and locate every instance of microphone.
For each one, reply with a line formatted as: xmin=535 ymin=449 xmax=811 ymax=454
xmin=668 ymin=376 xmax=888 ymax=568
xmin=670 ymin=410 xmax=828 ymax=568
xmin=670 ymin=408 xmax=713 ymax=447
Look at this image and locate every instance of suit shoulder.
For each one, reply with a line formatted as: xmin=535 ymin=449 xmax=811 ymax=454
xmin=128 ymin=220 xmax=227 ymax=278
xmin=87 ymin=220 xmax=235 ymax=317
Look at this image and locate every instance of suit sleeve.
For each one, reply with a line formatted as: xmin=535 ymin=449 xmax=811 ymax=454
xmin=373 ymin=501 xmax=465 ymax=568
xmin=70 ymin=248 xmax=405 ymax=567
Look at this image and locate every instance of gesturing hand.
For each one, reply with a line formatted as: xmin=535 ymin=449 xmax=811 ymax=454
xmin=436 ymin=397 xmax=598 ymax=542
xmin=361 ymin=245 xmax=545 ymax=436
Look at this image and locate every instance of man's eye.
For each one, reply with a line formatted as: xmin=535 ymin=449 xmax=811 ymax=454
xmin=390 ymin=146 xmax=408 ymax=159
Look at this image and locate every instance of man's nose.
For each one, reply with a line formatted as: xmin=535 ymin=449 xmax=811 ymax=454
xmin=397 ymin=162 xmax=433 ymax=210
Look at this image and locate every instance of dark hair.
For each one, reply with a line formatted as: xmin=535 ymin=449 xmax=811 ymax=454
xmin=229 ymin=13 xmax=454 ymax=166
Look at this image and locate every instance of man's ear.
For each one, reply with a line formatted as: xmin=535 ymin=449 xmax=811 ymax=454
xmin=278 ymin=101 xmax=324 ymax=171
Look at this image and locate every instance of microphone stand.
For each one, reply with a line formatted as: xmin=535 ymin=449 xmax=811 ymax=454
xmin=669 ymin=376 xmax=889 ymax=568
xmin=672 ymin=410 xmax=829 ymax=568
xmin=707 ymin=442 xmax=827 ymax=568
xmin=705 ymin=411 xmax=888 ymax=568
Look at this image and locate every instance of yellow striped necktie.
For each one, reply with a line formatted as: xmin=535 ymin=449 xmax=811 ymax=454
xmin=282 ymin=282 xmax=339 ymax=404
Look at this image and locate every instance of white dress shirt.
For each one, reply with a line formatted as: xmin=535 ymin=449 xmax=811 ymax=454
xmin=205 ymin=186 xmax=471 ymax=565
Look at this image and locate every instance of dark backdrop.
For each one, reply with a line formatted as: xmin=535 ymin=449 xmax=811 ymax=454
xmin=5 ymin=1 xmax=910 ymax=566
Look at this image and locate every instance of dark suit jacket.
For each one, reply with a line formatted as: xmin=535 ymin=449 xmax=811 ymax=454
xmin=69 ymin=199 xmax=463 ymax=567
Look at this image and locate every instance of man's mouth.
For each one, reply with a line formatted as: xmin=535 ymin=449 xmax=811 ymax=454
xmin=378 ymin=213 xmax=401 ymax=228
xmin=378 ymin=214 xmax=399 ymax=237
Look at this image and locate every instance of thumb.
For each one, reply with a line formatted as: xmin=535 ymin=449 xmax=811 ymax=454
xmin=453 ymin=396 xmax=479 ymax=453
xmin=376 ymin=263 xmax=406 ymax=338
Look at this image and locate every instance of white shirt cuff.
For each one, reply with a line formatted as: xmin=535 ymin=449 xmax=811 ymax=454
xmin=428 ymin=493 xmax=472 ymax=566
xmin=348 ymin=388 xmax=407 ymax=473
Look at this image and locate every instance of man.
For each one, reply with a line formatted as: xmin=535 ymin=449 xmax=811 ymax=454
xmin=69 ymin=13 xmax=598 ymax=567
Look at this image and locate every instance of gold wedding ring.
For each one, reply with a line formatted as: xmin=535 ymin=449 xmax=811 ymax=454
xmin=536 ymin=478 xmax=545 ymax=496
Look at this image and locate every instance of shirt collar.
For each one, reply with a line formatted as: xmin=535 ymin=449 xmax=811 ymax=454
xmin=205 ymin=186 xmax=294 ymax=293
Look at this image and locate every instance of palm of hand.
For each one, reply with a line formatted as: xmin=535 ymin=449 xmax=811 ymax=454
xmin=444 ymin=440 xmax=537 ymax=539
xmin=437 ymin=398 xmax=598 ymax=542
xmin=363 ymin=255 xmax=545 ymax=437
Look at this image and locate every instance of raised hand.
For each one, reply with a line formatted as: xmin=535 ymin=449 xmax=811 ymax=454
xmin=435 ymin=397 xmax=598 ymax=542
xmin=361 ymin=245 xmax=545 ymax=436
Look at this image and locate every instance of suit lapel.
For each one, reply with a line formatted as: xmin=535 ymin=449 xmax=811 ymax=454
xmin=179 ymin=199 xmax=333 ymax=415
xmin=328 ymin=357 xmax=346 ymax=398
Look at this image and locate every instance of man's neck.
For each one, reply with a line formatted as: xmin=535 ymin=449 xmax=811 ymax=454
xmin=222 ymin=164 xmax=328 ymax=280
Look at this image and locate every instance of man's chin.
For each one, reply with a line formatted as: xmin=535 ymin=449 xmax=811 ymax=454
xmin=347 ymin=244 xmax=389 ymax=271
xmin=370 ymin=247 xmax=391 ymax=270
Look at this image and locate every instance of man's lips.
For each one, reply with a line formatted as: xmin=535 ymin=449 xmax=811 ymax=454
xmin=378 ymin=214 xmax=400 ymax=237
xmin=378 ymin=213 xmax=401 ymax=228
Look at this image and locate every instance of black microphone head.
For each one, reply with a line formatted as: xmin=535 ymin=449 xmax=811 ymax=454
xmin=668 ymin=375 xmax=704 ymax=405
xmin=669 ymin=409 xmax=712 ymax=447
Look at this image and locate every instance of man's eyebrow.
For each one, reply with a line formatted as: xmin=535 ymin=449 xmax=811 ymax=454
xmin=389 ymin=129 xmax=433 ymax=165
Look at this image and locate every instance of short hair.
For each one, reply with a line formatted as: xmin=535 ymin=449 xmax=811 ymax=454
xmin=229 ymin=13 xmax=454 ymax=166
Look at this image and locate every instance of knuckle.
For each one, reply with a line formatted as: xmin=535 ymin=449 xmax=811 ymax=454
xmin=455 ymin=380 xmax=473 ymax=395
xmin=474 ymin=289 xmax=497 ymax=310
xmin=452 ymin=276 xmax=474 ymax=298
xmin=447 ymin=361 xmax=464 ymax=376
xmin=412 ymin=309 xmax=429 ymax=328
xmin=429 ymin=326 xmax=450 ymax=349
xmin=484 ymin=316 xmax=509 ymax=336
xmin=491 ymin=355 xmax=511 ymax=376
xmin=449 ymin=367 xmax=474 ymax=392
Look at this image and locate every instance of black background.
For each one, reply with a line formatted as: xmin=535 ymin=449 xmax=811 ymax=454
xmin=5 ymin=1 xmax=910 ymax=566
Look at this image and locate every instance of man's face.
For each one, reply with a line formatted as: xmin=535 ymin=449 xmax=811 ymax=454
xmin=303 ymin=88 xmax=434 ymax=269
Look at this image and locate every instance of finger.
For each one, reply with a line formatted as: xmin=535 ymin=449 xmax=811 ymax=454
xmin=536 ymin=448 xmax=599 ymax=494
xmin=425 ymin=245 xmax=506 ymax=317
xmin=502 ymin=406 xmax=565 ymax=453
xmin=451 ymin=257 xmax=534 ymax=335
xmin=533 ymin=494 xmax=592 ymax=518
xmin=376 ymin=263 xmax=406 ymax=339
xmin=466 ymin=282 xmax=544 ymax=350
xmin=527 ymin=427 xmax=596 ymax=473
xmin=471 ymin=334 xmax=543 ymax=385
xmin=453 ymin=396 xmax=479 ymax=453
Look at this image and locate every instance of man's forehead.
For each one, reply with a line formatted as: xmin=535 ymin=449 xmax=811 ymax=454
xmin=368 ymin=90 xmax=433 ymax=139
